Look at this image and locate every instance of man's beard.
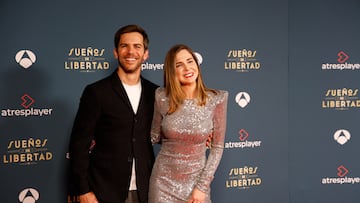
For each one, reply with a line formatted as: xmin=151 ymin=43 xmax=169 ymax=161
xmin=118 ymin=59 xmax=141 ymax=74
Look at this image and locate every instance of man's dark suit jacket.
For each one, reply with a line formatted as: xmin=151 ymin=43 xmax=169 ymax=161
xmin=69 ymin=70 xmax=158 ymax=203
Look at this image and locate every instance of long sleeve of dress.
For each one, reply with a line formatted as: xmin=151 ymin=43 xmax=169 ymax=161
xmin=150 ymin=88 xmax=164 ymax=144
xmin=195 ymin=91 xmax=228 ymax=193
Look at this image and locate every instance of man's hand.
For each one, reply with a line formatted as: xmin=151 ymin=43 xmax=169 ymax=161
xmin=79 ymin=192 xmax=98 ymax=203
xmin=206 ymin=134 xmax=213 ymax=149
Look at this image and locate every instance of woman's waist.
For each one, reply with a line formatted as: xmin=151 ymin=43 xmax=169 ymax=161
xmin=158 ymin=142 xmax=206 ymax=158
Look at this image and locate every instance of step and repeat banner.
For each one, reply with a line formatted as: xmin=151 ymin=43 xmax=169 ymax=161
xmin=0 ymin=0 xmax=358 ymax=202
xmin=289 ymin=0 xmax=360 ymax=202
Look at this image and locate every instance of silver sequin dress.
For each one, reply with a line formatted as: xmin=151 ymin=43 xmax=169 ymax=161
xmin=149 ymin=87 xmax=228 ymax=203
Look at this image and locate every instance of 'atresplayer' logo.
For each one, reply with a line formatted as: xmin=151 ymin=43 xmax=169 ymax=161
xmin=224 ymin=49 xmax=261 ymax=73
xmin=322 ymin=165 xmax=360 ymax=185
xmin=65 ymin=47 xmax=110 ymax=72
xmin=141 ymin=62 xmax=163 ymax=71
xmin=322 ymin=51 xmax=360 ymax=71
xmin=1 ymin=94 xmax=53 ymax=117
xmin=225 ymin=129 xmax=262 ymax=149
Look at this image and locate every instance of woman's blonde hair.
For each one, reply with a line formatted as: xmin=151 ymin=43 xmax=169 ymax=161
xmin=163 ymin=44 xmax=217 ymax=114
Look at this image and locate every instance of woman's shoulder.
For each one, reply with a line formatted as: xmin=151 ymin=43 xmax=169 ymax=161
xmin=154 ymin=87 xmax=169 ymax=113
xmin=155 ymin=87 xmax=168 ymax=101
xmin=207 ymin=89 xmax=228 ymax=104
xmin=217 ymin=89 xmax=229 ymax=97
xmin=155 ymin=87 xmax=166 ymax=95
xmin=207 ymin=89 xmax=228 ymax=98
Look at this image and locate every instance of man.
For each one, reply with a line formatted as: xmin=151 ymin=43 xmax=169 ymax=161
xmin=69 ymin=24 xmax=158 ymax=203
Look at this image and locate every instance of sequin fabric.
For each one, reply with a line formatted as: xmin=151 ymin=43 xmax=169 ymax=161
xmin=149 ymin=87 xmax=228 ymax=203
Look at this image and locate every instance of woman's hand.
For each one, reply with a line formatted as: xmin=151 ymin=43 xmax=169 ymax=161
xmin=187 ymin=188 xmax=206 ymax=203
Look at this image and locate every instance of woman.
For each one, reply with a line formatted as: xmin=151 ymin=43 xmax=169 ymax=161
xmin=149 ymin=44 xmax=228 ymax=203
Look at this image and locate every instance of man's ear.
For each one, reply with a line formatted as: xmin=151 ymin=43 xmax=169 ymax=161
xmin=113 ymin=48 xmax=118 ymax=59
xmin=143 ymin=49 xmax=149 ymax=62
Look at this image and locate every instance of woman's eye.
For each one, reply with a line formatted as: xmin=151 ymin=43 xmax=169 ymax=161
xmin=176 ymin=64 xmax=183 ymax=68
xmin=187 ymin=59 xmax=194 ymax=64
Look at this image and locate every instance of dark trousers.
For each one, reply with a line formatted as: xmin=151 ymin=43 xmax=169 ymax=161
xmin=125 ymin=190 xmax=139 ymax=203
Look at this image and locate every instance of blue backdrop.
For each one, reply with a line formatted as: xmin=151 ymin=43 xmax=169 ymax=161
xmin=0 ymin=0 xmax=359 ymax=202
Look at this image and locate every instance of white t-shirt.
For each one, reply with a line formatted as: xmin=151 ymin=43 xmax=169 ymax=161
xmin=122 ymin=81 xmax=142 ymax=190
xmin=122 ymin=81 xmax=141 ymax=113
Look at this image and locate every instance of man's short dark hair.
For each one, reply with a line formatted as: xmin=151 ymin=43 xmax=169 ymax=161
xmin=114 ymin=24 xmax=149 ymax=50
